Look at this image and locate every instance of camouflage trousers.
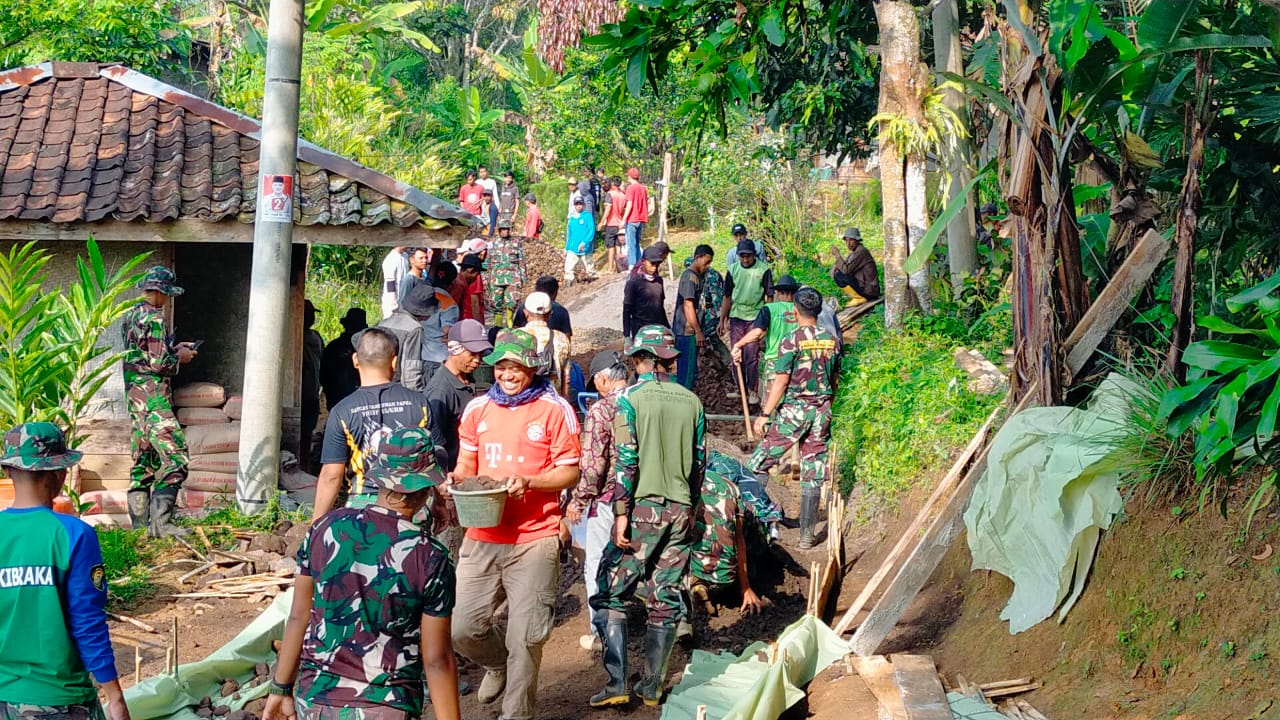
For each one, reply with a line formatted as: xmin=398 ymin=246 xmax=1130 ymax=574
xmin=591 ymin=497 xmax=693 ymax=628
xmin=126 ymin=379 xmax=189 ymax=490
xmin=294 ymin=701 xmax=415 ymax=720
xmin=489 ymin=284 xmax=522 ymax=328
xmin=0 ymin=700 xmax=106 ymax=720
xmin=747 ymin=398 xmax=832 ymax=489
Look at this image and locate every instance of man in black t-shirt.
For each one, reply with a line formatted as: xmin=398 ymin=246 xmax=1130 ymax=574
xmin=622 ymin=245 xmax=669 ymax=340
xmin=422 ymin=320 xmax=492 ymax=471
xmin=513 ymin=275 xmax=573 ymax=338
xmin=672 ymin=244 xmax=713 ymax=389
xmin=312 ymin=327 xmax=447 ymax=520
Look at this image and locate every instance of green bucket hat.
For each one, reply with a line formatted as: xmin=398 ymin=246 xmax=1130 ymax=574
xmin=0 ymin=422 xmax=83 ymax=471
xmin=366 ymin=427 xmax=446 ymax=494
xmin=627 ymin=324 xmax=680 ymax=360
xmin=138 ymin=266 xmax=184 ymax=296
xmin=484 ymin=328 xmax=540 ymax=367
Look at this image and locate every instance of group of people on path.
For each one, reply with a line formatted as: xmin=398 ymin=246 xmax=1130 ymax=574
xmin=0 ymin=172 xmax=881 ymax=720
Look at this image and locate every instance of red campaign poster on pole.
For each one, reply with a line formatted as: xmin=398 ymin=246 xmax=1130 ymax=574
xmin=259 ymin=174 xmax=293 ymax=223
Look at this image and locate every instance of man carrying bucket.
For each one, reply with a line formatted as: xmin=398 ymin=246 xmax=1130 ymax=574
xmin=448 ymin=329 xmax=582 ymax=720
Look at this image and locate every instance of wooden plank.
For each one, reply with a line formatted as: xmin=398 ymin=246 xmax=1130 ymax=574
xmin=78 ymin=454 xmax=133 ymax=491
xmin=850 ymin=655 xmax=908 ymax=719
xmin=837 ymin=298 xmax=885 ymax=330
xmin=78 ymin=420 xmax=133 ymax=455
xmin=849 ymin=384 xmax=1038 ymax=656
xmin=833 ymin=400 xmax=1004 ymax=635
xmin=890 ymin=655 xmax=952 ymax=720
xmin=0 ymin=219 xmax=465 ymax=248
xmin=1062 ymin=228 xmax=1170 ymax=378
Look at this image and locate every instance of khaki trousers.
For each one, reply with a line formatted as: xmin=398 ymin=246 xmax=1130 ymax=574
xmin=451 ymin=534 xmax=560 ymax=720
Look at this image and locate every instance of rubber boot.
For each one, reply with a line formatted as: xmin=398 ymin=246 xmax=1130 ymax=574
xmin=126 ymin=489 xmax=150 ymax=531
xmin=589 ymin=613 xmax=630 ymax=707
xmin=148 ymin=485 xmax=189 ymax=538
xmin=633 ymin=625 xmax=677 ymax=707
xmin=798 ymin=486 xmax=821 ymax=550
xmin=841 ymin=285 xmax=867 ymax=306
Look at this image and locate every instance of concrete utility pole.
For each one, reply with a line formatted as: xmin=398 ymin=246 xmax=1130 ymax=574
xmin=236 ymin=0 xmax=304 ymax=514
xmin=933 ymin=0 xmax=977 ymax=291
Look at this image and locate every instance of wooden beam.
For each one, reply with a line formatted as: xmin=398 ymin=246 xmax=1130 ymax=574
xmin=0 ymin=219 xmax=466 ymax=248
xmin=849 ymin=384 xmax=1038 ymax=657
xmin=890 ymin=655 xmax=952 ymax=720
xmin=850 ymin=655 xmax=909 ymax=719
xmin=832 ymin=400 xmax=1002 ymax=636
xmin=1062 ymin=228 xmax=1170 ymax=379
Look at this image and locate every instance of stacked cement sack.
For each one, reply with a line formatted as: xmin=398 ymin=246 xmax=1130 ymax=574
xmin=78 ymin=491 xmax=132 ymax=529
xmin=174 ymin=382 xmax=241 ymax=517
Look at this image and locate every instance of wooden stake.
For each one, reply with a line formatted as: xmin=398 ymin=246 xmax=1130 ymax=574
xmin=108 ymin=611 xmax=157 ymax=633
xmin=733 ymin=360 xmax=755 ymax=441
xmin=134 ymin=645 xmax=141 ymax=685
xmin=178 ymin=561 xmax=215 ymax=584
xmin=171 ymin=616 xmax=179 ymax=681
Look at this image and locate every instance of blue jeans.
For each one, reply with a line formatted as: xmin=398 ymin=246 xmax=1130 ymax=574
xmin=674 ymin=334 xmax=698 ymax=389
xmin=625 ymin=221 xmax=645 ymax=266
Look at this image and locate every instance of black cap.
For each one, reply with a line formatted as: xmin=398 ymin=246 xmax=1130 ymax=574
xmin=461 ymin=254 xmax=486 ymax=271
xmin=642 ymin=245 xmax=665 ymax=262
xmin=588 ymin=350 xmax=624 ymax=389
xmin=524 ymin=193 xmax=537 ymax=202
xmin=736 ymin=239 xmax=757 ymax=255
xmin=401 ymin=285 xmax=439 ymax=317
xmin=573 ymin=197 xmax=585 ymax=205
xmin=774 ymin=274 xmax=800 ymax=292
xmin=653 ymin=240 xmax=670 ymax=256
xmin=731 ymin=223 xmax=747 ymax=235
xmin=340 ymin=308 xmax=367 ymax=330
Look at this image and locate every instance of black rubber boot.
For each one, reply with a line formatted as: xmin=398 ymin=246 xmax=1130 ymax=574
xmin=126 ymin=489 xmax=150 ymax=531
xmin=798 ymin=486 xmax=821 ymax=550
xmin=149 ymin=485 xmax=189 ymax=538
xmin=634 ymin=625 xmax=677 ymax=707
xmin=589 ymin=612 xmax=630 ymax=707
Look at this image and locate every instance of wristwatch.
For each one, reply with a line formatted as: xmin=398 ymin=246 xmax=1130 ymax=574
xmin=268 ymin=680 xmax=294 ymax=696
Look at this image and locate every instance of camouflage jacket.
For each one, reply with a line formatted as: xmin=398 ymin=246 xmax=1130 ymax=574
xmin=121 ymin=301 xmax=178 ymax=386
xmin=776 ymin=325 xmax=839 ymax=402
xmin=691 ymin=469 xmax=740 ymax=586
xmin=700 ymin=267 xmax=725 ymax=334
xmin=570 ymin=387 xmax=623 ymax=516
xmin=295 ymin=505 xmax=455 ymax=713
xmin=487 ymin=235 xmax=526 ymax=287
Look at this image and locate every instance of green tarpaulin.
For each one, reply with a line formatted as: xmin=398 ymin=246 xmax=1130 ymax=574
xmin=964 ymin=374 xmax=1138 ymax=634
xmin=122 ymin=591 xmax=290 ymax=720
xmin=661 ymin=615 xmax=848 ymax=720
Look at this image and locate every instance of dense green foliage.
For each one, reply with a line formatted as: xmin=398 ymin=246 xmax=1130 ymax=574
xmin=0 ymin=0 xmax=191 ymax=75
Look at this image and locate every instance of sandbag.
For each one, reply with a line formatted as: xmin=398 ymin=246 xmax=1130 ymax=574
xmin=80 ymin=490 xmax=129 ymax=516
xmin=177 ymin=407 xmax=230 ymax=426
xmin=82 ymin=513 xmax=133 ymax=529
xmin=174 ymin=382 xmax=226 ymax=409
xmin=223 ymin=395 xmax=243 ymax=420
xmin=186 ymin=422 xmax=241 ymax=455
xmin=178 ymin=488 xmax=233 ymax=512
xmin=184 ymin=471 xmax=237 ymax=494
xmin=189 ymin=452 xmax=239 ymax=474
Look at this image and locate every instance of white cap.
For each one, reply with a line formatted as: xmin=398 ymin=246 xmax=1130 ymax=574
xmin=524 ymin=291 xmax=552 ymax=315
xmin=459 ymin=238 xmax=489 ymax=255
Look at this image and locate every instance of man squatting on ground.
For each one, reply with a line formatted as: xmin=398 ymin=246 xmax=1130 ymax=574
xmin=0 ymin=423 xmax=130 ymax=720
xmin=565 ymin=349 xmax=631 ymax=652
xmin=266 ymin=427 xmax=461 ymax=720
xmin=122 ymin=265 xmax=196 ymax=538
xmin=450 ymin=329 xmax=582 ymax=720
xmin=590 ymin=325 xmax=706 ymax=708
xmin=747 ymin=288 xmax=841 ymax=549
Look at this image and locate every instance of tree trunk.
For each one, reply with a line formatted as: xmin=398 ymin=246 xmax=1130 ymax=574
xmin=905 ymin=154 xmax=932 ymax=313
xmin=874 ymin=0 xmax=929 ymax=327
xmin=1167 ymin=52 xmax=1213 ymax=380
xmin=932 ymin=0 xmax=977 ymax=291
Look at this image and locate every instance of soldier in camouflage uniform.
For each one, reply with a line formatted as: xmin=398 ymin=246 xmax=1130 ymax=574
xmin=264 ymin=427 xmax=460 ymax=720
xmin=747 ymin=288 xmax=839 ymax=549
xmin=590 ymin=325 xmax=705 ymax=708
xmin=486 ymin=220 xmax=526 ymax=327
xmin=689 ymin=468 xmax=764 ymax=615
xmin=121 ymin=266 xmax=196 ymax=538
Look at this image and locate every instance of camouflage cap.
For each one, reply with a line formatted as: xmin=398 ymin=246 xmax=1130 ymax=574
xmin=366 ymin=427 xmax=445 ymax=494
xmin=0 ymin=422 xmax=82 ymax=471
xmin=138 ymin=266 xmax=184 ymax=296
xmin=627 ymin=324 xmax=680 ymax=359
xmin=484 ymin=328 xmax=540 ymax=367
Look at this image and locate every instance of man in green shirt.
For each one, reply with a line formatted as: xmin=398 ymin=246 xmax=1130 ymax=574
xmin=590 ymin=325 xmax=706 ymax=708
xmin=719 ymin=240 xmax=773 ymax=404
xmin=729 ymin=274 xmax=800 ymax=397
xmin=747 ymin=288 xmax=840 ymax=549
xmin=0 ymin=423 xmax=129 ymax=720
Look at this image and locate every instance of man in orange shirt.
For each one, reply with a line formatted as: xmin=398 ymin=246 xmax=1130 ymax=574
xmin=449 ymin=329 xmax=581 ymax=720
